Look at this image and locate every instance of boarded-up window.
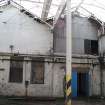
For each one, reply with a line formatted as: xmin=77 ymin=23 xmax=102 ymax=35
xmin=9 ymin=56 xmax=23 ymax=83
xmin=31 ymin=58 xmax=44 ymax=84
xmin=84 ymin=39 xmax=98 ymax=55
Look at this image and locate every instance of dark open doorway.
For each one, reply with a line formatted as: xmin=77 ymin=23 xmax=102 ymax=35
xmin=77 ymin=72 xmax=89 ymax=97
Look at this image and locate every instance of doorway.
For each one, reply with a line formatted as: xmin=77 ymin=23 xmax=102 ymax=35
xmin=77 ymin=72 xmax=89 ymax=97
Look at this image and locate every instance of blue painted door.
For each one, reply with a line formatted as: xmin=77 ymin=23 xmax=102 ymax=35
xmin=72 ymin=71 xmax=77 ymax=97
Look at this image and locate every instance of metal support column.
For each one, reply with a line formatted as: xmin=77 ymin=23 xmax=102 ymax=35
xmin=65 ymin=0 xmax=72 ymax=105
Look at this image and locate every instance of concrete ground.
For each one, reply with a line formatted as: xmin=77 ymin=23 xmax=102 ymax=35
xmin=72 ymin=98 xmax=105 ymax=105
xmin=0 ymin=97 xmax=105 ymax=105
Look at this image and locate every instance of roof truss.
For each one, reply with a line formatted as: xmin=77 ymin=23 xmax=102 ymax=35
xmin=41 ymin=0 xmax=52 ymax=21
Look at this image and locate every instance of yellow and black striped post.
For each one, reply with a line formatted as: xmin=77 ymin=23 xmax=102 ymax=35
xmin=65 ymin=75 xmax=71 ymax=105
xmin=66 ymin=0 xmax=72 ymax=105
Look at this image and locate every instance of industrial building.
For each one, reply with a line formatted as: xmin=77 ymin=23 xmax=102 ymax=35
xmin=0 ymin=0 xmax=105 ymax=100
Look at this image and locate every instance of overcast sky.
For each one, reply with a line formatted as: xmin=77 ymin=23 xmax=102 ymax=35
xmin=9 ymin=0 xmax=105 ymax=22
xmin=13 ymin=0 xmax=63 ymax=18
xmin=71 ymin=0 xmax=105 ymax=22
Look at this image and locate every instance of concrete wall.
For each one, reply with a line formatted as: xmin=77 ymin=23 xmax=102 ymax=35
xmin=53 ymin=18 xmax=66 ymax=54
xmin=0 ymin=4 xmax=65 ymax=97
xmin=0 ymin=56 xmax=65 ymax=97
xmin=0 ymin=5 xmax=53 ymax=55
xmin=28 ymin=62 xmax=53 ymax=97
xmin=102 ymin=70 xmax=105 ymax=96
xmin=90 ymin=65 xmax=101 ymax=96
xmin=52 ymin=63 xmax=65 ymax=97
xmin=53 ymin=14 xmax=98 ymax=54
xmin=0 ymin=56 xmax=51 ymax=96
xmin=99 ymin=36 xmax=105 ymax=54
xmin=0 ymin=55 xmax=102 ymax=97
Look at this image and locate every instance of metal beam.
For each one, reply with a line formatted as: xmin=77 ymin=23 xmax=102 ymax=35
xmin=53 ymin=0 xmax=66 ymax=28
xmin=75 ymin=0 xmax=85 ymax=12
xmin=41 ymin=0 xmax=52 ymax=21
